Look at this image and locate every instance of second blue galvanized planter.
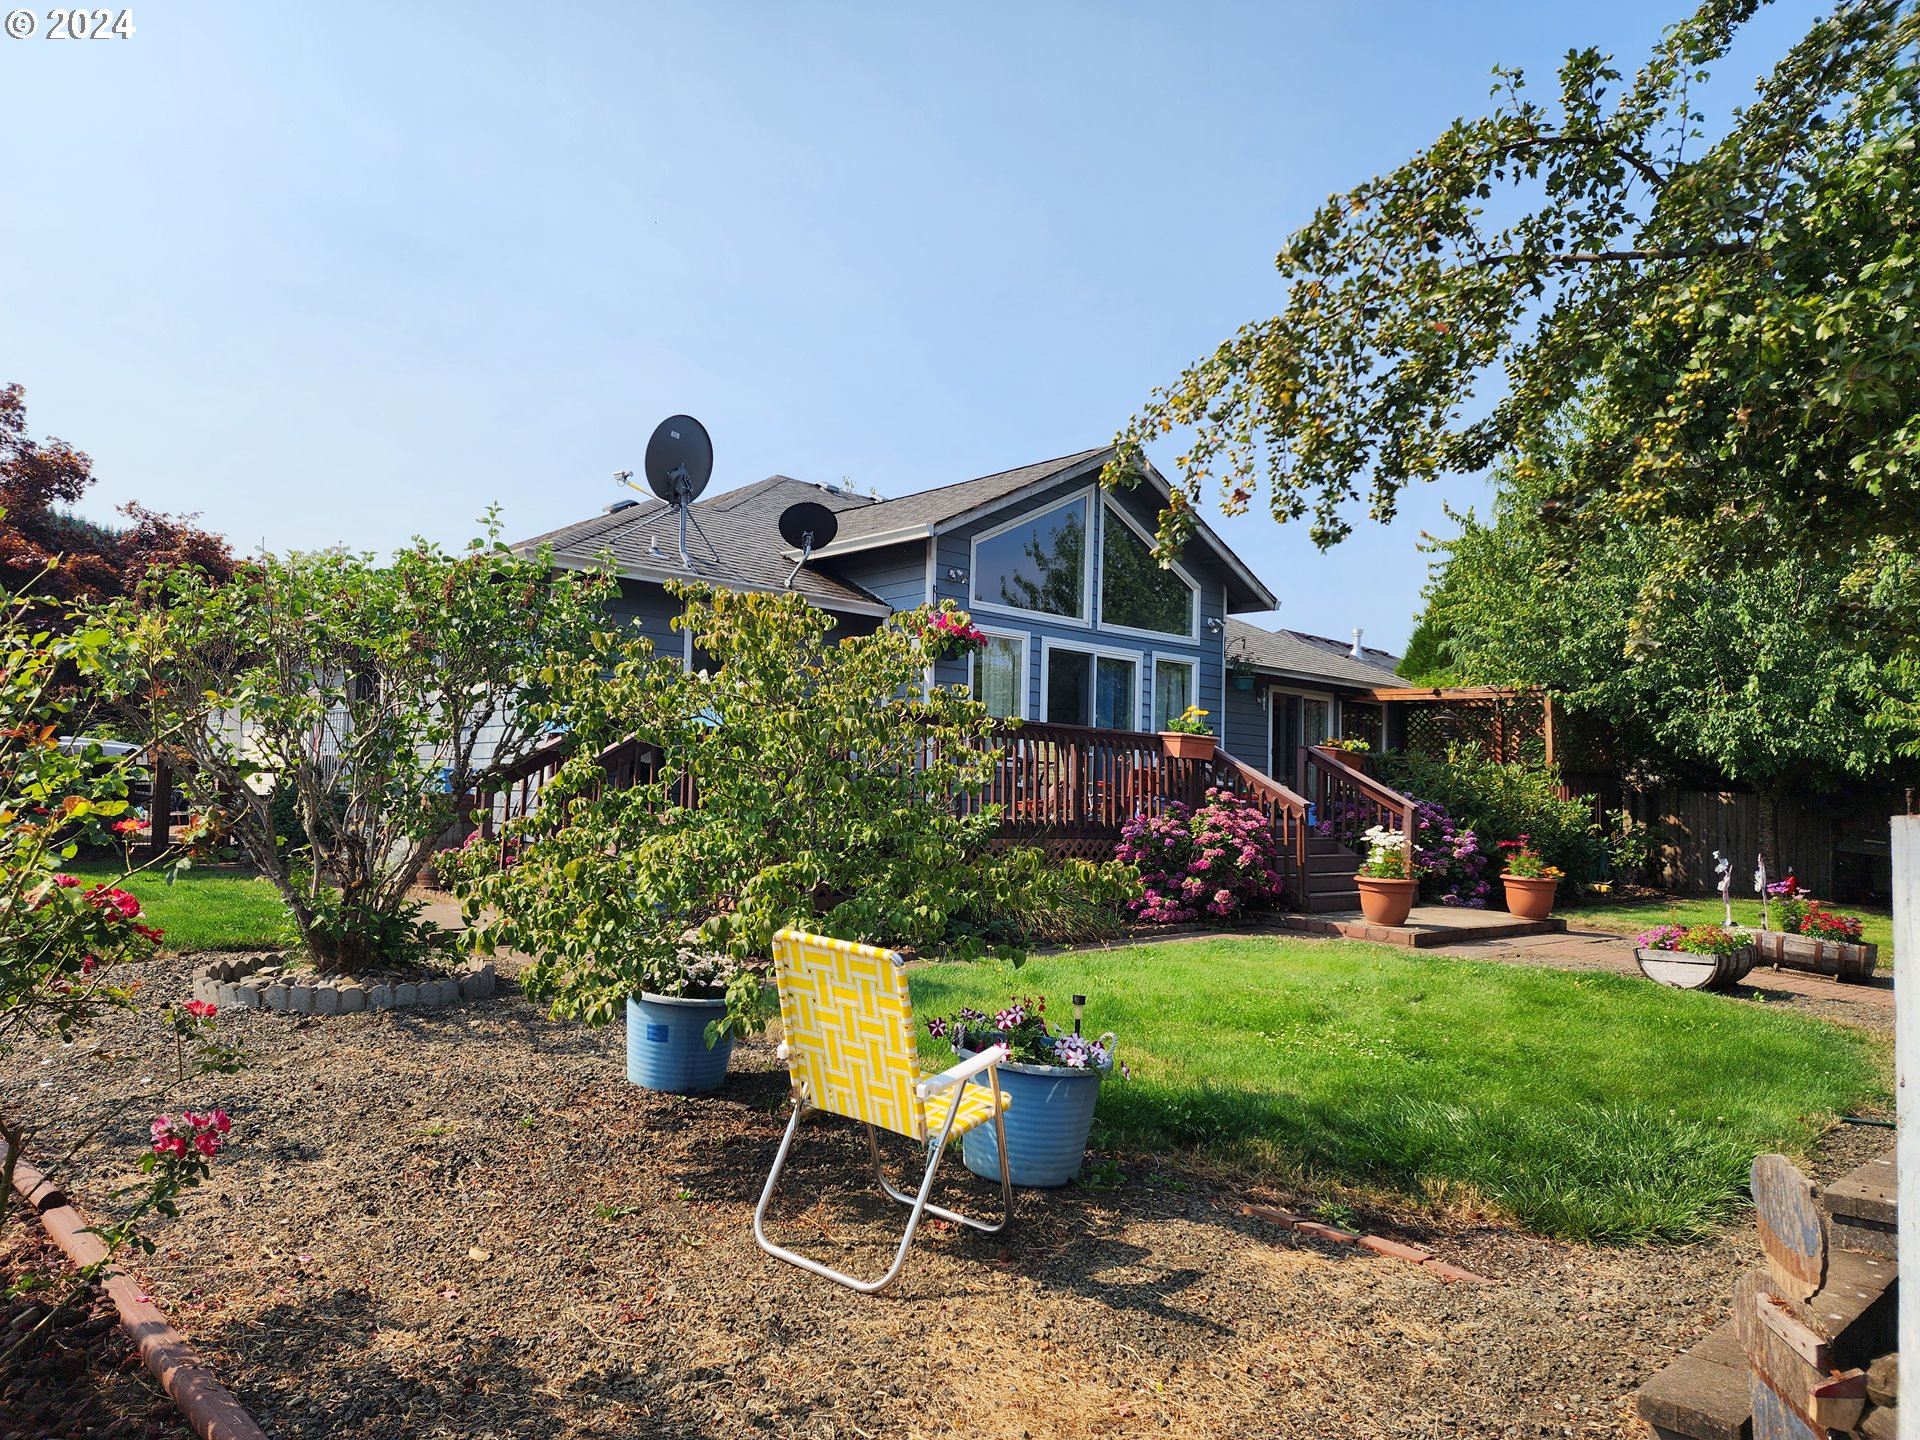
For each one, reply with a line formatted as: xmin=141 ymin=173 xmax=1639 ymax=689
xmin=625 ymin=993 xmax=734 ymax=1094
xmin=953 ymin=1042 xmax=1105 ymax=1188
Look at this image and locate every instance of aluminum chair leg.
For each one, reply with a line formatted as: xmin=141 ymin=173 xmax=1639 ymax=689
xmin=866 ymin=1070 xmax=1013 ymax=1235
xmin=754 ymin=1086 xmax=985 ymax=1294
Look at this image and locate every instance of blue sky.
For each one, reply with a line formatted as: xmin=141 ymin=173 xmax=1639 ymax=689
xmin=1 ymin=2 xmax=1810 ymax=649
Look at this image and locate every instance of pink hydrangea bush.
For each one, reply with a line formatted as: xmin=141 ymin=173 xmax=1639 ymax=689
xmin=1116 ymin=787 xmax=1286 ymax=924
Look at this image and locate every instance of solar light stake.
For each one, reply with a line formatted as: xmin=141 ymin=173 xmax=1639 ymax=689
xmin=1072 ymin=994 xmax=1086 ymax=1037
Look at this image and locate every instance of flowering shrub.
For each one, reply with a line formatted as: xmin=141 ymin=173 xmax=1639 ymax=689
xmin=1497 ymin=836 xmax=1564 ymax=881
xmin=149 ymin=1108 xmax=231 ymax=1160
xmin=1635 ymin=923 xmax=1751 ymax=958
xmin=1411 ymin=800 xmax=1491 ymax=908
xmin=1115 ymin=788 xmax=1285 ymax=924
xmin=926 ymin=996 xmax=1127 ymax=1075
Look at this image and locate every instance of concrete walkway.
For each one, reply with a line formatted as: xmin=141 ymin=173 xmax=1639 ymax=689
xmin=1428 ymin=921 xmax=1894 ymax=1032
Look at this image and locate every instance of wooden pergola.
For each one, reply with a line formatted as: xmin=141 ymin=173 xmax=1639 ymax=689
xmin=1359 ymin=685 xmax=1560 ymax=771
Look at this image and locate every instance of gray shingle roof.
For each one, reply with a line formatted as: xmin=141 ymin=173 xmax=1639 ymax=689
xmin=514 ymin=475 xmax=888 ymax=614
xmin=1226 ymin=618 xmax=1403 ymax=690
xmin=820 ymin=447 xmax=1112 ymax=548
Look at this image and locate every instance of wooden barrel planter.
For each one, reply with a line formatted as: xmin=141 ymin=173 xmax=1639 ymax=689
xmin=1634 ymin=943 xmax=1758 ymax=992
xmin=1750 ymin=929 xmax=1878 ymax=982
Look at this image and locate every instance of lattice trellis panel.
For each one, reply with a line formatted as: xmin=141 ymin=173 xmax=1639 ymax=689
xmin=1400 ymin=695 xmax=1549 ymax=767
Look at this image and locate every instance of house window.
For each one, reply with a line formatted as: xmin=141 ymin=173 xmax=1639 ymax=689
xmin=1342 ymin=702 xmax=1384 ymax=751
xmin=1095 ymin=656 xmax=1136 ymax=730
xmin=973 ymin=496 xmax=1088 ymax=621
xmin=973 ymin=633 xmax=1025 ymax=720
xmin=1100 ymin=502 xmax=1197 ymax=636
xmin=1045 ymin=648 xmax=1091 ymax=725
xmin=1044 ymin=644 xmax=1138 ymax=729
xmin=1152 ymin=659 xmax=1195 ymax=731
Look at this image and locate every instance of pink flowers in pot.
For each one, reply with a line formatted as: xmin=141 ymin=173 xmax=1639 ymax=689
xmin=150 ymin=1109 xmax=231 ymax=1160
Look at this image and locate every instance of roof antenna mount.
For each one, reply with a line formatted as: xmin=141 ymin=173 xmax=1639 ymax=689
xmin=634 ymin=415 xmax=714 ymax=568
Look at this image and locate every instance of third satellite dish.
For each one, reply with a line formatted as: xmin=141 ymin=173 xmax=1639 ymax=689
xmin=643 ymin=415 xmax=713 ymax=505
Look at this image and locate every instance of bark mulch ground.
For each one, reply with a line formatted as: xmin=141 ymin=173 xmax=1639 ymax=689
xmin=0 ymin=1222 xmax=193 ymax=1440
xmin=0 ymin=952 xmax=1892 ymax=1440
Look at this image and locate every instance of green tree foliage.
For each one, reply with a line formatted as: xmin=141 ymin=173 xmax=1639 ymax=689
xmin=455 ymin=585 xmax=1135 ymax=1031
xmin=1411 ymin=433 xmax=1919 ymax=867
xmin=1108 ymin=1 xmax=1919 ymax=568
xmin=112 ymin=519 xmax=617 ymax=974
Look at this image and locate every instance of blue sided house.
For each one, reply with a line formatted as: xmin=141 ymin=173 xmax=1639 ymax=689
xmin=513 ymin=446 xmax=1404 ymax=791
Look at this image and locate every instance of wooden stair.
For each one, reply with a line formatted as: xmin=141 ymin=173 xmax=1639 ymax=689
xmin=1303 ymin=834 xmax=1361 ymax=913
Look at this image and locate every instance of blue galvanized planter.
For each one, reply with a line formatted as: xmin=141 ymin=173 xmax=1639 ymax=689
xmin=625 ymin=993 xmax=734 ymax=1094
xmin=953 ymin=1039 xmax=1107 ymax=1188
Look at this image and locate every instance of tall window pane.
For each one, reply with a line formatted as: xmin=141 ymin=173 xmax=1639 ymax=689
xmin=1101 ymin=506 xmax=1196 ymax=635
xmin=1095 ymin=655 xmax=1136 ymax=730
xmin=1046 ymin=648 xmax=1091 ymax=725
xmin=974 ymin=498 xmax=1087 ymax=620
xmin=976 ymin=635 xmax=1023 ymax=719
xmin=1152 ymin=660 xmax=1195 ymax=731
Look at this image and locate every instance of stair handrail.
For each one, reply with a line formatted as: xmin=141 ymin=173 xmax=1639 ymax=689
xmin=1208 ymin=747 xmax=1311 ymax=897
xmin=1302 ymin=744 xmax=1418 ymax=850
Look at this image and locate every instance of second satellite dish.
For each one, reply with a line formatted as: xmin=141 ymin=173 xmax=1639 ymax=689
xmin=779 ymin=501 xmax=839 ymax=589
xmin=644 ymin=415 xmax=714 ymax=505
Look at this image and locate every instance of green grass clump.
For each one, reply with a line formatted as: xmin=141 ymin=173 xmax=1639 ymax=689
xmin=911 ymin=937 xmax=1887 ymax=1244
xmin=1561 ymin=896 xmax=1894 ymax=967
xmin=66 ymin=859 xmax=289 ymax=953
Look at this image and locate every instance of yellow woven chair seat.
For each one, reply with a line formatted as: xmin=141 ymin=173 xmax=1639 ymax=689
xmin=921 ymin=1076 xmax=1011 ymax=1141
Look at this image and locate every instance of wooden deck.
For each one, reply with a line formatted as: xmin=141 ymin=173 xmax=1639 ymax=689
xmin=454 ymin=723 xmax=1436 ymax=916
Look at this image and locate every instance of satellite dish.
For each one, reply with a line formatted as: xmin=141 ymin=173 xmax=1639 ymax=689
xmin=643 ymin=415 xmax=713 ymax=506
xmin=779 ymin=501 xmax=839 ymax=588
xmin=777 ymin=501 xmax=839 ymax=552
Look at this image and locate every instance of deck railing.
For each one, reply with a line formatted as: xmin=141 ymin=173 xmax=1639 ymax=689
xmin=1300 ymin=744 xmax=1417 ymax=853
xmin=444 ymin=722 xmax=1314 ymax=893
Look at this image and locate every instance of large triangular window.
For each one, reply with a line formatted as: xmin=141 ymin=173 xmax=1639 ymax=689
xmin=971 ymin=496 xmax=1089 ymax=621
xmin=1100 ymin=502 xmax=1196 ymax=637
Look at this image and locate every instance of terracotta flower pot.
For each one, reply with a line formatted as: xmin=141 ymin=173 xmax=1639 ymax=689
xmin=1160 ymin=731 xmax=1215 ymax=761
xmin=1355 ymin=876 xmax=1417 ymax=926
xmin=1502 ymin=874 xmax=1559 ymax=921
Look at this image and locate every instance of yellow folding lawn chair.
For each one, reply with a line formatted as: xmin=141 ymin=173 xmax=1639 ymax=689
xmin=754 ymin=927 xmax=1014 ymax=1293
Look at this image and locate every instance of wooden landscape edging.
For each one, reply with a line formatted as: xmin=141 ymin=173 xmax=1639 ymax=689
xmin=9 ymin=1158 xmax=268 ymax=1440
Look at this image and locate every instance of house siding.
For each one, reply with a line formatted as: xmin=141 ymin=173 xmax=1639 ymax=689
xmin=1223 ymin=682 xmax=1267 ymax=771
xmin=829 ymin=540 xmax=931 ymax=615
xmin=608 ymin=579 xmax=685 ymax=658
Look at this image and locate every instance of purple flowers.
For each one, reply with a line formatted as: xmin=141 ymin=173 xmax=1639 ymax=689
xmin=1116 ymin=788 xmax=1286 ymax=925
xmin=1411 ymin=800 xmax=1491 ymax=909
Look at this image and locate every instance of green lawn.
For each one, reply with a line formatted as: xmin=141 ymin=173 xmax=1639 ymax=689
xmin=1560 ymin=896 xmax=1895 ymax=967
xmin=910 ymin=937 xmax=1888 ymax=1244
xmin=66 ymin=859 xmax=289 ymax=953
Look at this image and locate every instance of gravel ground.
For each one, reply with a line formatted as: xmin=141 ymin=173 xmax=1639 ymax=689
xmin=0 ymin=1223 xmax=193 ymax=1439
xmin=1 ymin=952 xmax=1893 ymax=1440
